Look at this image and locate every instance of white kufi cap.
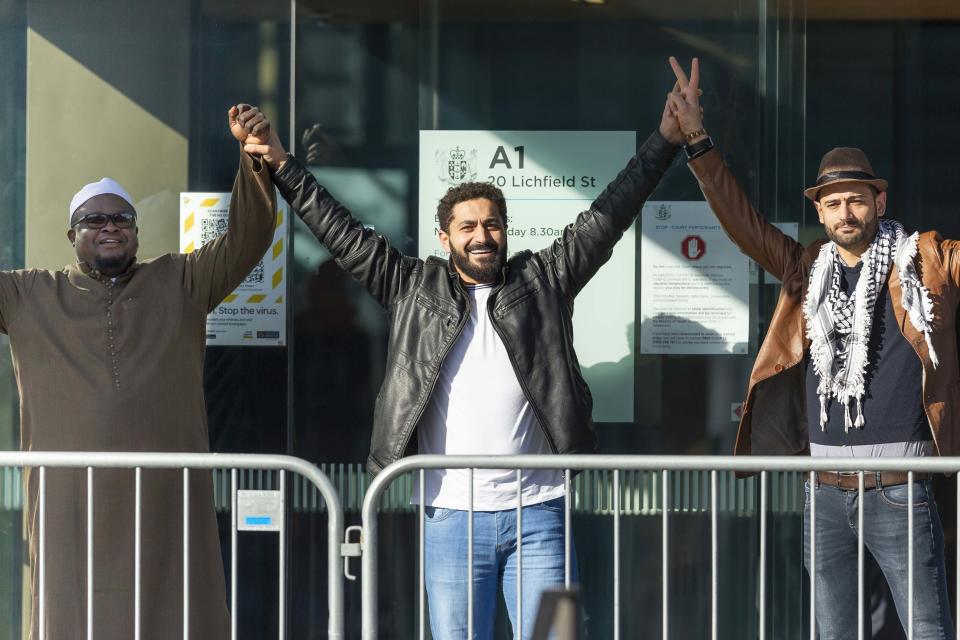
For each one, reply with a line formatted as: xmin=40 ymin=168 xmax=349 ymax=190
xmin=69 ymin=178 xmax=135 ymax=224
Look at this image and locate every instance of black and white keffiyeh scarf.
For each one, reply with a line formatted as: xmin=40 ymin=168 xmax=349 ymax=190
xmin=804 ymin=218 xmax=938 ymax=433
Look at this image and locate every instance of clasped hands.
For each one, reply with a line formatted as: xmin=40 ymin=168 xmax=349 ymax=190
xmin=227 ymin=104 xmax=288 ymax=172
xmin=659 ymin=56 xmax=707 ymax=146
xmin=229 ymin=58 xmax=706 ymax=167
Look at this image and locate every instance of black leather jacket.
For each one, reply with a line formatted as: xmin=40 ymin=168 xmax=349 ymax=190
xmin=273 ymin=131 xmax=677 ymax=474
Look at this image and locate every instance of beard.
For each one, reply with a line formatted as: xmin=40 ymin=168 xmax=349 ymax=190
xmin=825 ymin=217 xmax=879 ymax=251
xmin=449 ymin=239 xmax=507 ymax=284
xmin=94 ymin=253 xmax=135 ymax=277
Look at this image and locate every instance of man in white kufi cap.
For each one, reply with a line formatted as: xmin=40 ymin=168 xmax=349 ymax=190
xmin=14 ymin=105 xmax=279 ymax=640
xmin=69 ymin=177 xmax=134 ymax=222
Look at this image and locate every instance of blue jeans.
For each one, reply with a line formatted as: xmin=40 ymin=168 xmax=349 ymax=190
xmin=803 ymin=479 xmax=954 ymax=640
xmin=424 ymin=497 xmax=578 ymax=640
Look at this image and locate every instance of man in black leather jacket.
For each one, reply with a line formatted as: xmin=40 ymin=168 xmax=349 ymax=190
xmin=242 ymin=91 xmax=683 ymax=638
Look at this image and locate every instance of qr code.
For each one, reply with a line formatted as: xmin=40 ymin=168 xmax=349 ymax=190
xmin=200 ymin=216 xmax=263 ymax=285
xmin=201 ymin=217 xmax=228 ymax=244
xmin=245 ymin=261 xmax=264 ymax=284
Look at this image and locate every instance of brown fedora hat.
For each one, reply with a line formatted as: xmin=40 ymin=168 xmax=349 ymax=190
xmin=803 ymin=147 xmax=888 ymax=201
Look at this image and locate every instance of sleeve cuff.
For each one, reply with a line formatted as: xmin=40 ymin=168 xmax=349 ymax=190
xmin=272 ymin=153 xmax=303 ymax=190
xmin=238 ymin=143 xmax=265 ymax=174
xmin=687 ymin=147 xmax=723 ymax=188
xmin=639 ymin=129 xmax=680 ymax=173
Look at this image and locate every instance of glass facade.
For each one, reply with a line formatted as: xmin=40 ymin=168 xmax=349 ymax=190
xmin=1 ymin=0 xmax=959 ymax=637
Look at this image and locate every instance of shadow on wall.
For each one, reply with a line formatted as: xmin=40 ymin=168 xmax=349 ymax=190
xmin=583 ymin=313 xmax=745 ymax=456
xmin=582 ymin=321 xmax=637 ymax=425
xmin=293 ymin=259 xmax=379 ymax=463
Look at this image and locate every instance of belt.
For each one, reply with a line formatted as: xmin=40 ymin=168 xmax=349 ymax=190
xmin=816 ymin=471 xmax=932 ymax=491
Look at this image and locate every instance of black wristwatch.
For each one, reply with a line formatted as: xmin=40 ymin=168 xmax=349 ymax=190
xmin=684 ymin=135 xmax=715 ymax=161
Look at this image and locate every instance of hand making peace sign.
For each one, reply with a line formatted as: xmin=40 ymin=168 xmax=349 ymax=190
xmin=667 ymin=56 xmax=707 ymax=143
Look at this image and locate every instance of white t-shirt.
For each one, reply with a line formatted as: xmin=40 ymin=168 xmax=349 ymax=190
xmin=411 ymin=283 xmax=565 ymax=511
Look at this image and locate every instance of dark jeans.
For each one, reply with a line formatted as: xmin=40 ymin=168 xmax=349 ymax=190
xmin=803 ymin=479 xmax=955 ymax=640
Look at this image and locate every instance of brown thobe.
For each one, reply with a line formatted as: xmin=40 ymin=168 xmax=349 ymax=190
xmin=10 ymin=151 xmax=276 ymax=639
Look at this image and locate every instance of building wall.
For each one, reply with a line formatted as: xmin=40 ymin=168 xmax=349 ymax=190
xmin=24 ymin=0 xmax=192 ymax=269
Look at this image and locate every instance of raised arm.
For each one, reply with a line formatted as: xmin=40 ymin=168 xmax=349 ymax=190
xmin=667 ymin=57 xmax=804 ymax=280
xmin=244 ymin=117 xmax=419 ymax=308
xmin=535 ymin=93 xmax=683 ymax=299
xmin=183 ymin=104 xmax=277 ymax=312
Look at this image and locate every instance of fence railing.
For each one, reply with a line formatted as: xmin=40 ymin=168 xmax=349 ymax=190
xmin=360 ymin=454 xmax=960 ymax=640
xmin=5 ymin=452 xmax=958 ymax=639
xmin=0 ymin=451 xmax=344 ymax=640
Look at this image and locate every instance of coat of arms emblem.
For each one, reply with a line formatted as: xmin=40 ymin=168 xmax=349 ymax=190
xmin=435 ymin=146 xmax=478 ymax=185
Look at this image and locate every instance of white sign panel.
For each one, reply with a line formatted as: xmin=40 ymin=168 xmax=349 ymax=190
xmin=640 ymin=201 xmax=749 ymax=355
xmin=419 ymin=131 xmax=637 ymax=422
xmin=180 ymin=192 xmax=288 ymax=346
xmin=236 ymin=490 xmax=284 ymax=532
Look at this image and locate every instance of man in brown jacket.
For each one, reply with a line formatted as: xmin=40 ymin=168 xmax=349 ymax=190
xmin=667 ymin=58 xmax=956 ymax=638
xmin=17 ymin=104 xmax=277 ymax=639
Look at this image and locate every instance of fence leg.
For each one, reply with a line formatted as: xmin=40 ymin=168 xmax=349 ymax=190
xmin=908 ymin=472 xmax=914 ymax=640
xmin=711 ymin=470 xmax=718 ymax=640
xmin=419 ymin=469 xmax=426 ymax=640
xmin=809 ymin=470 xmax=817 ymax=640
xmin=759 ymin=471 xmax=767 ymax=640
xmin=39 ymin=466 xmax=46 ymax=640
xmin=183 ymin=468 xmax=190 ymax=640
xmin=135 ymin=467 xmax=142 ymax=640
xmin=516 ymin=468 xmax=523 ymax=635
xmin=468 ymin=468 xmax=474 ymax=639
xmin=87 ymin=467 xmax=94 ymax=640
xmin=858 ymin=471 xmax=864 ymax=640
xmin=662 ymin=469 xmax=669 ymax=640
xmin=613 ymin=469 xmax=621 ymax=640
xmin=278 ymin=470 xmax=286 ymax=640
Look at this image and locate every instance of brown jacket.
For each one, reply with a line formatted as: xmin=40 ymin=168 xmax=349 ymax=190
xmin=14 ymin=151 xmax=275 ymax=639
xmin=689 ymin=148 xmax=960 ymax=458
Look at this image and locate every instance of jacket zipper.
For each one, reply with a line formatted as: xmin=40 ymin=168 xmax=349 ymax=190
xmin=392 ymin=273 xmax=562 ymax=460
xmin=487 ymin=283 xmax=560 ymax=455
xmin=920 ymin=363 xmax=940 ymax=454
xmin=894 ymin=315 xmax=940 ymax=455
xmin=391 ymin=285 xmax=470 ymax=461
xmin=489 ymin=316 xmax=560 ymax=454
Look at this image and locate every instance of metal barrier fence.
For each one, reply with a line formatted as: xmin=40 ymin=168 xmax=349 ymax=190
xmin=0 ymin=451 xmax=344 ymax=640
xmin=359 ymin=454 xmax=960 ymax=640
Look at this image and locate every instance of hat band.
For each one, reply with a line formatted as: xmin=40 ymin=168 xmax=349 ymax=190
xmin=815 ymin=170 xmax=877 ymax=186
